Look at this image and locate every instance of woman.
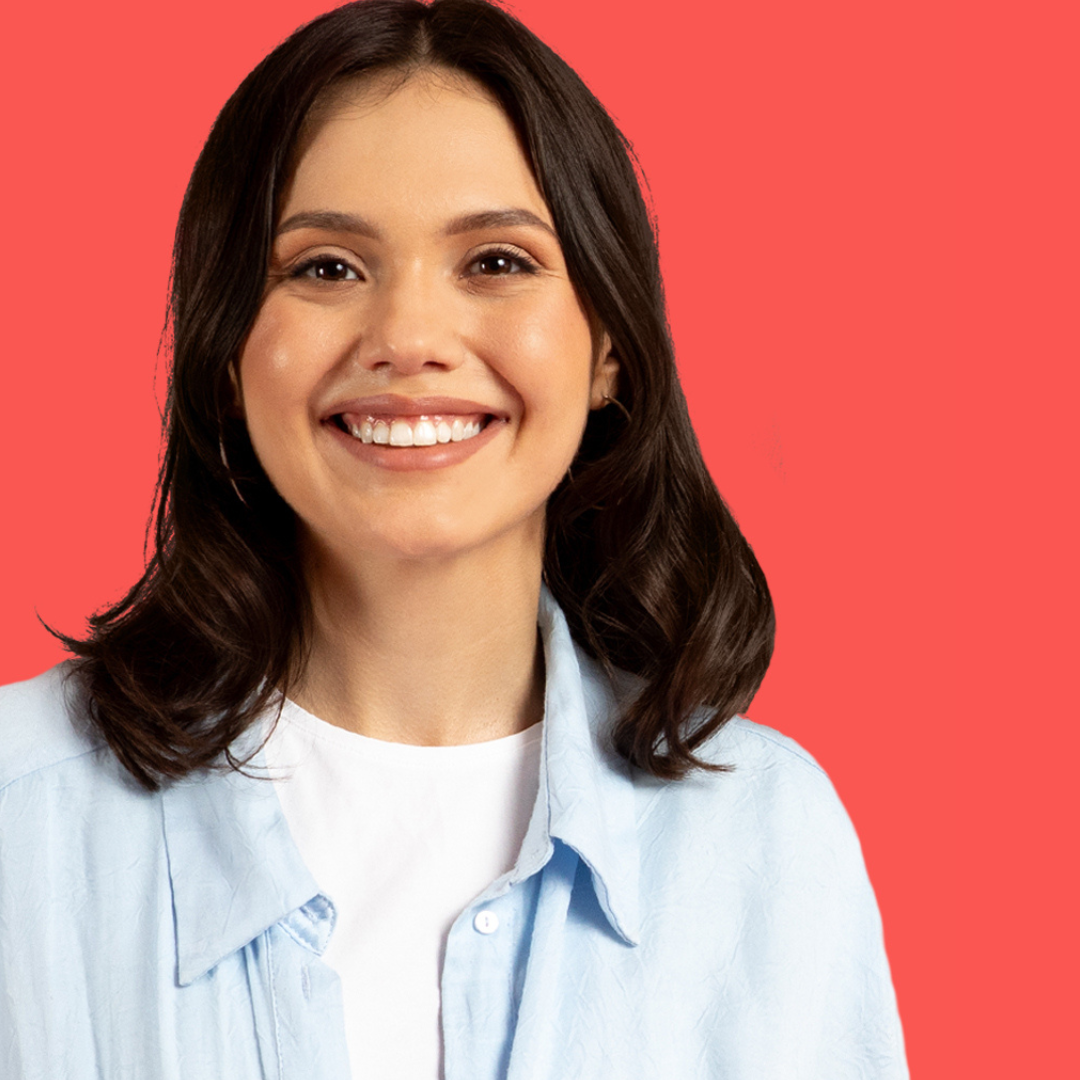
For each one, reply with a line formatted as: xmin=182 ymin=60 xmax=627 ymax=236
xmin=0 ymin=1 xmax=907 ymax=1077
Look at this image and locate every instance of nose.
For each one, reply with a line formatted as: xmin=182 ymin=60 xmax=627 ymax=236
xmin=351 ymin=264 xmax=462 ymax=376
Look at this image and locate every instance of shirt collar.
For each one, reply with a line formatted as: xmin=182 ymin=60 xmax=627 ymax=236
xmin=516 ymin=588 xmax=642 ymax=946
xmin=161 ymin=587 xmax=641 ymax=983
xmin=161 ymin=732 xmax=333 ymax=986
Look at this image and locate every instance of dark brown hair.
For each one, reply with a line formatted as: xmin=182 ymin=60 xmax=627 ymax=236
xmin=58 ymin=0 xmax=774 ymax=790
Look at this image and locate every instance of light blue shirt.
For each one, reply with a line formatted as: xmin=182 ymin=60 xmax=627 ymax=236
xmin=0 ymin=591 xmax=907 ymax=1078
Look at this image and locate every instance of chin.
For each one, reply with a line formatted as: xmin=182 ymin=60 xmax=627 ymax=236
xmin=348 ymin=524 xmax=495 ymax=564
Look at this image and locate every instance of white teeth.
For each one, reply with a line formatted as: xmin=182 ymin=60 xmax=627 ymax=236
xmin=413 ymin=419 xmax=437 ymax=446
xmin=389 ymin=420 xmax=414 ymax=447
xmin=344 ymin=414 xmax=487 ymax=446
xmin=349 ymin=420 xmax=376 ymax=443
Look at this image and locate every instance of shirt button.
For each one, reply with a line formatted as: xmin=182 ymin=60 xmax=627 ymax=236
xmin=473 ymin=910 xmax=499 ymax=935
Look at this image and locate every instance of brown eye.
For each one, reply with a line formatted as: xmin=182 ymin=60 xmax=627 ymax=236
xmin=468 ymin=249 xmax=539 ymax=277
xmin=295 ymin=258 xmax=359 ymax=281
xmin=477 ymin=254 xmax=517 ymax=275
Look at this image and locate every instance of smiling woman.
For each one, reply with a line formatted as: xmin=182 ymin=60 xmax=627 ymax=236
xmin=0 ymin=1 xmax=907 ymax=1078
xmin=241 ymin=70 xmax=615 ymax=590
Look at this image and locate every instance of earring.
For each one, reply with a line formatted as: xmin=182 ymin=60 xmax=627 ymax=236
xmin=601 ymin=391 xmax=632 ymax=422
xmin=219 ymin=438 xmax=249 ymax=507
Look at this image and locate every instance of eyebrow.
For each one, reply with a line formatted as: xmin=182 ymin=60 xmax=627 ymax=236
xmin=275 ymin=207 xmax=557 ymax=240
xmin=444 ymin=208 xmax=557 ymax=239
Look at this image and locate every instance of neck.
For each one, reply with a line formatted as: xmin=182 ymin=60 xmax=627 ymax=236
xmin=291 ymin=530 xmax=546 ymax=745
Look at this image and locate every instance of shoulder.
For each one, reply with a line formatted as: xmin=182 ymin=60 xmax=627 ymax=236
xmin=630 ymin=712 xmax=893 ymax=971
xmin=0 ymin=662 xmax=105 ymax=792
xmin=635 ymin=710 xmax=838 ymax=807
xmin=0 ymin=665 xmax=165 ymax=918
xmin=586 ymin=655 xmax=848 ymax=841
xmin=620 ymin=714 xmax=906 ymax=1071
xmin=699 ymin=713 xmax=843 ymax=817
xmin=706 ymin=713 xmax=831 ymax=777
xmin=632 ymin=712 xmax=867 ymax=881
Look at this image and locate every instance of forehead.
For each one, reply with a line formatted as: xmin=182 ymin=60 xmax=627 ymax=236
xmin=282 ymin=68 xmax=549 ymax=225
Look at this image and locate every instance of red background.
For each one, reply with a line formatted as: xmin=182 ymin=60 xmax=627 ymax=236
xmin=1 ymin=0 xmax=1076 ymax=1072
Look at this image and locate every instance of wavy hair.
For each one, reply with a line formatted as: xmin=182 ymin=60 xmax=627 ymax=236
xmin=58 ymin=0 xmax=774 ymax=790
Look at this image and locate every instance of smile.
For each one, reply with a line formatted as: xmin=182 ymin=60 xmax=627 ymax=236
xmin=336 ymin=413 xmax=488 ymax=447
xmin=322 ymin=395 xmax=507 ymax=472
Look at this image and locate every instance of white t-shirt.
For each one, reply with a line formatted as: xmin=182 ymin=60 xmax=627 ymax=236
xmin=264 ymin=698 xmax=543 ymax=1080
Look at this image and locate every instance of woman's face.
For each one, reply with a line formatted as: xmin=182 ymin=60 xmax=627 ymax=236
xmin=236 ymin=69 xmax=617 ymax=569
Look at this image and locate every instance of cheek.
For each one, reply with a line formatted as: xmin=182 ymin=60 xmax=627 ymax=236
xmin=474 ymin=295 xmax=595 ymax=420
xmin=238 ymin=308 xmax=291 ymax=412
xmin=238 ymin=303 xmax=335 ymax=421
xmin=236 ymin=307 xmax=324 ymax=482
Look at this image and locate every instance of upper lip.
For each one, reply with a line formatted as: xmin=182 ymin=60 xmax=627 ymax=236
xmin=323 ymin=394 xmax=508 ymax=420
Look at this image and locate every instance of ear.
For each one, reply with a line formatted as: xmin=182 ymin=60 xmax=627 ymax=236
xmin=589 ymin=331 xmax=620 ymax=410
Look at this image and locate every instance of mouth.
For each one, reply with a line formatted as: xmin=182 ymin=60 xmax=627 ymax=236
xmin=331 ymin=411 xmax=493 ymax=447
xmin=320 ymin=396 xmax=507 ymax=472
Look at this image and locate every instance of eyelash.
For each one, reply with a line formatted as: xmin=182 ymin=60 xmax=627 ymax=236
xmin=287 ymin=246 xmax=540 ymax=283
xmin=289 ymin=257 xmax=359 ymax=282
xmin=467 ymin=247 xmax=540 ymax=277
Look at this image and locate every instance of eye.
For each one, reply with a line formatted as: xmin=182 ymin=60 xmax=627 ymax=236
xmin=292 ymin=257 xmax=360 ymax=282
xmin=468 ymin=248 xmax=539 ymax=277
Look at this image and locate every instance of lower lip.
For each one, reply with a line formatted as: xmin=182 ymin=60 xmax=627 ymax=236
xmin=324 ymin=416 xmax=505 ymax=471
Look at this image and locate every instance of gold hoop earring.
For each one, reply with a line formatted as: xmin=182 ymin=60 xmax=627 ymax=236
xmin=601 ymin=392 xmax=632 ymax=422
xmin=219 ymin=438 xmax=249 ymax=507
